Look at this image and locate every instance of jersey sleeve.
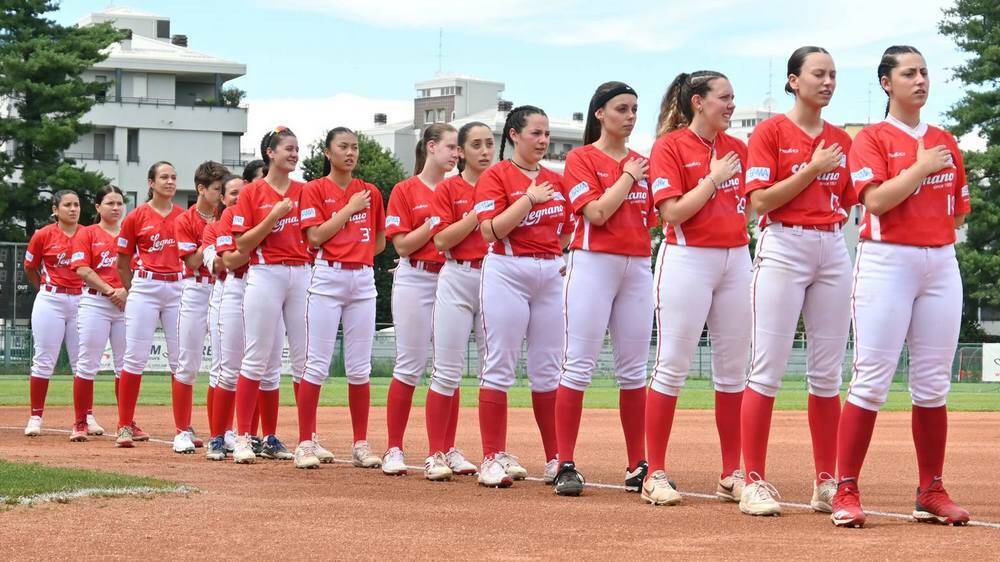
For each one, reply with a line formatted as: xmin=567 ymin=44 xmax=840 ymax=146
xmin=474 ymin=167 xmax=506 ymax=222
xmin=117 ymin=212 xmax=138 ymax=255
xmin=555 ymin=176 xmax=575 ymax=234
xmin=298 ymin=182 xmax=326 ymax=229
xmin=24 ymin=228 xmax=45 ymax=269
xmin=836 ymin=135 xmax=859 ymax=210
xmin=848 ymin=129 xmax=888 ymax=202
xmin=370 ymin=185 xmax=386 ymax=235
xmin=70 ymin=228 xmax=92 ymax=271
xmin=214 ymin=211 xmax=236 ymax=254
xmin=950 ymin=136 xmax=971 ymax=216
xmin=563 ymin=150 xmax=603 ymax=213
xmin=429 ymin=181 xmax=455 ymax=236
xmin=230 ymin=186 xmax=255 ymax=234
xmin=744 ymin=121 xmax=779 ymax=195
xmin=384 ymin=183 xmax=411 ymax=239
xmin=175 ymin=213 xmax=199 ymax=257
xmin=649 ymin=138 xmax=686 ymax=206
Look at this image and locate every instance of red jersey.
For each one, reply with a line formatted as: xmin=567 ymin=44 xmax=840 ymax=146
xmin=213 ymin=207 xmax=248 ymax=276
xmin=474 ymin=160 xmax=574 ymax=257
xmin=300 ymin=177 xmax=386 ymax=266
xmin=25 ymin=223 xmax=84 ymax=289
xmin=850 ymin=119 xmax=970 ymax=247
xmin=70 ymin=224 xmax=122 ymax=289
xmin=744 ymin=115 xmax=858 ymax=227
xmin=200 ymin=216 xmax=228 ymax=279
xmin=563 ymin=144 xmax=654 ymax=256
xmin=385 ymin=176 xmax=444 ymax=263
xmin=116 ymin=203 xmax=184 ymax=274
xmin=231 ymin=178 xmax=309 ymax=265
xmin=429 ymin=174 xmax=488 ymax=262
xmin=649 ymin=128 xmax=749 ymax=248
xmin=175 ymin=204 xmax=214 ymax=278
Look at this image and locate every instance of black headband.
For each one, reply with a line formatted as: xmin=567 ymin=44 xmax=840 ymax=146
xmin=590 ymin=84 xmax=638 ymax=114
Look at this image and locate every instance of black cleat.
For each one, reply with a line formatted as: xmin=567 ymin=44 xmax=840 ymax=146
xmin=625 ymin=460 xmax=648 ymax=493
xmin=251 ymin=435 xmax=264 ymax=457
xmin=259 ymin=434 xmax=294 ymax=460
xmin=553 ymin=461 xmax=586 ymax=497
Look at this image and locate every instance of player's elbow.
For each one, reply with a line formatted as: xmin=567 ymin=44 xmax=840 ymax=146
xmin=432 ymin=233 xmax=449 ymax=252
xmin=582 ymin=208 xmax=607 ymax=227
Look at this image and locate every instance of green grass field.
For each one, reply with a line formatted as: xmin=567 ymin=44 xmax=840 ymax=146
xmin=0 ymin=459 xmax=186 ymax=505
xmin=1 ymin=374 xmax=998 ymax=412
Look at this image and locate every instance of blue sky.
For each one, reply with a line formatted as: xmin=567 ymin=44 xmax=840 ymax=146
xmin=55 ymin=1 xmax=971 ymax=152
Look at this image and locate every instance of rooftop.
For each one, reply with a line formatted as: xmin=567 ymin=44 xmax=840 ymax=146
xmin=94 ymin=33 xmax=245 ymax=78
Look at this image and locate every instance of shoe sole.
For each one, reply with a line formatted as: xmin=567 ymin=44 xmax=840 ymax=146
xmin=87 ymin=430 xmax=104 ymax=436
xmin=506 ymin=471 xmax=527 ymax=481
xmin=353 ymin=460 xmax=382 ymax=468
xmin=479 ymin=478 xmax=513 ymax=488
xmin=318 ymin=457 xmax=335 ymax=464
xmin=382 ymin=469 xmax=408 ymax=476
xmin=555 ymin=484 xmax=584 ymax=497
xmin=451 ymin=468 xmax=478 ymax=476
xmin=173 ymin=448 xmax=196 ymax=454
xmin=739 ymin=505 xmax=781 ymax=516
xmin=641 ymin=492 xmax=681 ymax=506
xmin=832 ymin=515 xmax=866 ymax=528
xmin=295 ymin=462 xmax=320 ymax=469
xmin=716 ymin=487 xmax=738 ymax=502
xmin=425 ymin=473 xmax=452 ymax=482
xmin=133 ymin=436 xmax=149 ymax=442
xmin=811 ymin=500 xmax=833 ymax=513
xmin=70 ymin=434 xmax=88 ymax=442
xmin=206 ymin=455 xmax=226 ymax=461
xmin=912 ymin=511 xmax=969 ymax=526
xmin=233 ymin=457 xmax=256 ymax=464
xmin=116 ymin=441 xmax=134 ymax=448
xmin=25 ymin=432 xmax=40 ymax=437
xmin=260 ymin=454 xmax=293 ymax=460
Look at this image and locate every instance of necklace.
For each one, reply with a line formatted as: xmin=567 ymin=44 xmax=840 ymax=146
xmin=197 ymin=207 xmax=215 ymax=221
xmin=511 ymin=158 xmax=540 ymax=173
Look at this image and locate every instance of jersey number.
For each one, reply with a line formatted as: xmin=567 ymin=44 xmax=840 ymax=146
xmin=360 ymin=227 xmax=371 ymax=243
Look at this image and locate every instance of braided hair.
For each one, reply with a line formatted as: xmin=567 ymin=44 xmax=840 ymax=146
xmin=499 ymin=105 xmax=546 ymax=160
xmin=655 ymin=71 xmax=726 ymax=137
xmin=877 ymin=45 xmax=922 ymax=117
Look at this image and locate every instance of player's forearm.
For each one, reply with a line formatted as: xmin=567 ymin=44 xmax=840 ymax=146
xmin=221 ymin=251 xmax=249 ymax=271
xmin=26 ymin=268 xmax=40 ymax=290
xmin=306 ymin=212 xmax=352 ymax=247
xmin=658 ymin=180 xmax=715 ymax=225
xmin=391 ymin=223 xmax=433 ymax=257
xmin=76 ymin=267 xmax=113 ymax=294
xmin=434 ymin=215 xmax=478 ymax=251
xmin=749 ymin=165 xmax=818 ymax=215
xmin=860 ymin=166 xmax=928 ymax=216
xmin=116 ymin=258 xmax=132 ymax=290
xmin=581 ymin=174 xmax=633 ymax=226
xmin=235 ymin=216 xmax=279 ymax=255
xmin=182 ymin=252 xmax=204 ymax=273
xmin=484 ymin=196 xmax=533 ymax=241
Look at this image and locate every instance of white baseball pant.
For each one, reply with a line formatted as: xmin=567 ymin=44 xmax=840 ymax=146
xmin=650 ymin=244 xmax=751 ymax=396
xmin=30 ymin=290 xmax=80 ymax=379
xmin=218 ymin=275 xmax=285 ymax=392
xmin=746 ymin=224 xmax=852 ymax=398
xmin=207 ymin=281 xmax=224 ymax=388
xmin=239 ymin=265 xmax=308 ymax=385
xmin=431 ymin=260 xmax=486 ymax=396
xmin=302 ymin=264 xmax=377 ymax=386
xmin=390 ymin=259 xmax=438 ymax=386
xmin=174 ymin=278 xmax=213 ymax=385
xmin=479 ymin=253 xmax=564 ymax=393
xmin=560 ymin=250 xmax=653 ymax=392
xmin=847 ymin=242 xmax=961 ymax=411
xmin=76 ymin=292 xmax=124 ymax=380
xmin=122 ymin=276 xmax=181 ymax=374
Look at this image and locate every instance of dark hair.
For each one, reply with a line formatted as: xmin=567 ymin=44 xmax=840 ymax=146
xmin=456 ymin=121 xmax=491 ymax=173
xmin=785 ymin=46 xmax=830 ymax=95
xmin=194 ymin=160 xmax=229 ymax=191
xmin=499 ymin=105 xmax=546 ymax=160
xmin=50 ymin=190 xmax=78 ymax=222
xmin=414 ymin=123 xmax=457 ymax=175
xmin=584 ymin=81 xmax=638 ymax=145
xmin=146 ymin=160 xmax=174 ymax=200
xmin=219 ymin=173 xmax=242 ymax=212
xmin=242 ymin=159 xmax=266 ymax=182
xmin=656 ymin=71 xmax=727 ymax=137
xmin=321 ymin=127 xmax=357 ymax=176
xmin=878 ymin=45 xmax=923 ymax=117
xmin=259 ymin=126 xmax=296 ymax=166
xmin=95 ymin=184 xmax=125 ymax=206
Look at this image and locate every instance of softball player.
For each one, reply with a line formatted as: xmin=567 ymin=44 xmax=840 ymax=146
xmin=739 ymin=47 xmax=857 ymax=517
xmin=423 ymin=121 xmax=495 ymax=479
xmin=474 ymin=105 xmax=574 ymax=488
xmin=171 ymin=161 xmax=229 ymax=454
xmin=294 ymin=127 xmax=386 ymax=469
xmin=23 ymin=190 xmax=83 ymax=437
xmin=833 ymin=46 xmax=970 ymax=528
xmin=553 ymin=82 xmax=653 ymax=497
xmin=69 ymin=185 xmax=127 ymax=442
xmin=381 ymin=123 xmax=456 ymax=476
xmin=643 ymin=72 xmax=750 ymax=506
xmin=115 ymin=162 xmax=185 ymax=448
xmin=230 ymin=127 xmax=309 ymax=464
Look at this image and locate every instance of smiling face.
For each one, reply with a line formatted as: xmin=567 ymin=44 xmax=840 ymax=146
xmin=96 ymin=191 xmax=124 ymax=224
xmin=325 ymin=131 xmax=359 ymax=174
xmin=790 ymin=52 xmax=836 ymax=109
xmin=222 ymin=178 xmax=243 ymax=207
xmin=53 ymin=193 xmax=81 ymax=225
xmin=511 ymin=113 xmax=551 ymax=164
xmin=267 ymin=135 xmax=299 ymax=173
xmin=427 ymin=130 xmax=459 ymax=172
xmin=148 ymin=163 xmax=177 ymax=200
xmin=597 ymin=93 xmax=638 ymax=139
xmin=692 ymin=77 xmax=735 ymax=132
xmin=883 ymin=53 xmax=929 ymax=112
xmin=459 ymin=125 xmax=495 ymax=174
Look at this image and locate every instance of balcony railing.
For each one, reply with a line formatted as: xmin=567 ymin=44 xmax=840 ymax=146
xmin=95 ymin=94 xmax=246 ymax=109
xmin=221 ymin=159 xmax=252 ymax=168
xmin=64 ymin=152 xmax=119 ymax=162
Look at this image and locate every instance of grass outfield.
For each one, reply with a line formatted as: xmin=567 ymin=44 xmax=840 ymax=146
xmin=0 ymin=459 xmax=186 ymax=504
xmin=1 ymin=374 xmax=998 ymax=411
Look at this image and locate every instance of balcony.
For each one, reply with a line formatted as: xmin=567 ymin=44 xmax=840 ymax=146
xmin=64 ymin=152 xmax=119 ymax=162
xmin=84 ymin=97 xmax=247 ymax=134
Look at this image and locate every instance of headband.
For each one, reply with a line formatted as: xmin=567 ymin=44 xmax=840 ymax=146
xmin=590 ymin=84 xmax=638 ymax=114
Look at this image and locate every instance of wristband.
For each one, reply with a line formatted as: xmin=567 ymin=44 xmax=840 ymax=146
xmin=705 ymin=175 xmax=720 ymax=190
xmin=525 ymin=192 xmax=537 ymax=206
xmin=490 ymin=222 xmax=500 ymax=240
xmin=624 ymin=171 xmax=637 ymax=183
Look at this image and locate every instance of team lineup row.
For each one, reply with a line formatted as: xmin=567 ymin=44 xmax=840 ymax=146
xmin=22 ymin=45 xmax=970 ymax=528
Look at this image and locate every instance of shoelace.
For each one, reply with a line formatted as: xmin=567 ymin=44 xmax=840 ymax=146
xmin=354 ymin=441 xmax=372 ymax=456
xmin=300 ymin=442 xmax=317 ymax=456
xmin=496 ymin=452 xmax=521 ymax=467
xmin=746 ymin=472 xmax=780 ymax=501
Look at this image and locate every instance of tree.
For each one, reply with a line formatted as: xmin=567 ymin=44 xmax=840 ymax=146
xmin=940 ymin=0 xmax=1000 ymax=341
xmin=0 ymin=0 xmax=123 ymax=240
xmin=220 ymin=87 xmax=245 ymax=108
xmin=302 ymin=131 xmax=408 ymax=324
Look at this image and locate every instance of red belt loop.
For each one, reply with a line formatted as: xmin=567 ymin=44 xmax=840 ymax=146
xmin=192 ymin=275 xmax=215 ymax=284
xmin=454 ymin=259 xmax=484 ymax=269
xmin=231 ymin=271 xmax=247 ymax=279
xmin=408 ymin=259 xmax=444 ymax=274
xmin=136 ymin=270 xmax=183 ymax=282
xmin=771 ymin=222 xmax=841 ymax=233
xmin=319 ymin=260 xmax=368 ymax=270
xmin=519 ymin=253 xmax=559 ymax=260
xmin=42 ymin=284 xmax=82 ymax=295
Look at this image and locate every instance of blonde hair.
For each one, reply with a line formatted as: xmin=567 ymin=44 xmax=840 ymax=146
xmin=655 ymin=71 xmax=727 ymax=137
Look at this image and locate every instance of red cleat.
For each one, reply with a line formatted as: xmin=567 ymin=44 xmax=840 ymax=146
xmin=69 ymin=422 xmax=89 ymax=442
xmin=130 ymin=421 xmax=150 ymax=442
xmin=187 ymin=426 xmax=204 ymax=448
xmin=913 ymin=478 xmax=970 ymax=526
xmin=115 ymin=425 xmax=135 ymax=448
xmin=831 ymin=479 xmax=866 ymax=528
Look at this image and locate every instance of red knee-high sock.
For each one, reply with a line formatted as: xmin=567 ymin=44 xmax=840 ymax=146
xmin=808 ymin=393 xmax=841 ymax=481
xmin=912 ymin=405 xmax=947 ymax=489
xmin=645 ymin=389 xmax=678 ymax=474
xmin=171 ymin=377 xmax=193 ymax=433
xmin=555 ymin=385 xmax=585 ymax=464
xmin=206 ymin=386 xmax=215 ymax=430
xmin=293 ymin=379 xmax=300 ymax=402
xmin=619 ymin=387 xmax=646 ymax=469
xmin=72 ymin=376 xmax=93 ymax=424
xmin=386 ymin=379 xmax=416 ymax=450
xmin=117 ymin=371 xmax=142 ymax=428
xmin=211 ymin=388 xmax=236 ymax=438
xmin=836 ymin=402 xmax=878 ymax=482
xmin=740 ymin=388 xmax=774 ymax=481
xmin=235 ymin=376 xmax=260 ymax=436
xmin=259 ymin=388 xmax=280 ymax=437
xmin=531 ymin=390 xmax=558 ymax=461
xmin=347 ymin=382 xmax=370 ymax=442
xmin=425 ymin=389 xmax=452 ymax=455
xmin=479 ymin=388 xmax=508 ymax=458
xmin=251 ymin=401 xmax=261 ymax=436
xmin=114 ymin=376 xmax=120 ymax=404
xmin=296 ymin=381 xmax=322 ymax=443
xmin=444 ymin=387 xmax=461 ymax=451
xmin=29 ymin=376 xmax=49 ymax=417
xmin=716 ymin=390 xmax=743 ymax=477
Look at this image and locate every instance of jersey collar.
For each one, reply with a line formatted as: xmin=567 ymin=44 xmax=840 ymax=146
xmin=884 ymin=114 xmax=928 ymax=139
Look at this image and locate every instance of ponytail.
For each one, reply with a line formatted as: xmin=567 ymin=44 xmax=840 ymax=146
xmin=414 ymin=123 xmax=456 ymax=175
xmin=877 ymin=45 xmax=922 ymax=117
xmin=499 ymin=105 xmax=546 ymax=160
xmin=584 ymin=82 xmax=637 ymax=145
xmin=655 ymin=71 xmax=726 ymax=137
xmin=456 ymin=121 xmax=490 ymax=173
xmin=146 ymin=160 xmax=173 ymax=201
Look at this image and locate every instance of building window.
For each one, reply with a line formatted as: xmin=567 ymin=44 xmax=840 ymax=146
xmin=156 ymin=20 xmax=170 ymax=39
xmin=126 ymin=191 xmax=139 ymax=212
xmin=424 ymin=109 xmax=435 ymax=124
xmin=562 ymin=143 xmax=573 ymax=154
xmin=455 ymin=86 xmax=462 ymax=95
xmin=127 ymin=128 xmax=139 ymax=162
xmin=437 ymin=108 xmax=446 ymax=122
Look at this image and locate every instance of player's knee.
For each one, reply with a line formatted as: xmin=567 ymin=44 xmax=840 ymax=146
xmin=559 ymin=370 xmax=592 ymax=392
xmin=807 ymin=372 xmax=843 ymax=398
xmin=429 ymin=378 xmax=458 ymax=397
xmin=649 ymin=376 xmax=680 ymax=397
xmin=746 ymin=376 xmax=779 ymax=397
xmin=345 ymin=371 xmax=370 ymax=386
xmin=846 ymin=387 xmax=887 ymax=411
xmin=302 ymin=370 xmax=328 ymax=387
xmin=173 ymin=371 xmax=196 ymax=386
xmin=910 ymin=379 xmax=950 ymax=409
xmin=714 ymin=376 xmax=746 ymax=394
xmin=480 ymin=372 xmax=514 ymax=393
xmin=391 ymin=369 xmax=422 ymax=387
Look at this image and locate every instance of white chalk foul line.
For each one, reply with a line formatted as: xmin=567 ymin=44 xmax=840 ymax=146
xmin=5 ymin=427 xmax=998 ymax=529
xmin=1 ymin=485 xmax=197 ymax=506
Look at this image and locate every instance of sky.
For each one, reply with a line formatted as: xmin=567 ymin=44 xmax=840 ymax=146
xmin=54 ymin=1 xmax=974 ymax=155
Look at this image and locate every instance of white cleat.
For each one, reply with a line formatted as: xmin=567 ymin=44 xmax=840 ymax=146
xmin=424 ymin=452 xmax=453 ymax=481
xmin=312 ymin=434 xmax=335 ymax=464
xmin=811 ymin=472 xmax=837 ymax=513
xmin=478 ymin=457 xmax=514 ymax=488
xmin=85 ymin=414 xmax=105 ymax=436
xmin=494 ymin=452 xmax=527 ymax=480
xmin=740 ymin=472 xmax=782 ymax=516
xmin=294 ymin=441 xmax=321 ymax=469
xmin=172 ymin=430 xmax=196 ymax=454
xmin=223 ymin=430 xmax=237 ymax=453
xmin=24 ymin=415 xmax=42 ymax=437
xmin=641 ymin=470 xmax=682 ymax=506
xmin=352 ymin=440 xmax=381 ymax=468
xmin=381 ymin=447 xmax=407 ymax=475
xmin=233 ymin=434 xmax=256 ymax=464
xmin=717 ymin=469 xmax=746 ymax=502
xmin=444 ymin=447 xmax=477 ymax=475
xmin=543 ymin=458 xmax=559 ymax=484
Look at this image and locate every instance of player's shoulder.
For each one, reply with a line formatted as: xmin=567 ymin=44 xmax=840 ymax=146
xmin=823 ymin=121 xmax=853 ymax=145
xmin=302 ymin=176 xmax=326 ymax=192
xmin=925 ymin=124 xmax=959 ymax=147
xmin=31 ymin=223 xmax=56 ymax=242
xmin=755 ymin=114 xmax=784 ymax=135
xmin=718 ymin=130 xmax=747 ymax=152
xmin=479 ymin=161 xmax=511 ymax=184
xmin=538 ymin=164 xmax=563 ymax=184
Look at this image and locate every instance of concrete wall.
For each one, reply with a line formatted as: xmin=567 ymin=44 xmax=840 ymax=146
xmin=84 ymin=101 xmax=246 ymax=134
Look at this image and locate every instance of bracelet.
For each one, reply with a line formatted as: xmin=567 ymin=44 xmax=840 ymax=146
xmin=705 ymin=175 xmax=720 ymax=190
xmin=623 ymin=171 xmax=637 ymax=183
xmin=489 ymin=222 xmax=500 ymax=240
xmin=525 ymin=192 xmax=537 ymax=206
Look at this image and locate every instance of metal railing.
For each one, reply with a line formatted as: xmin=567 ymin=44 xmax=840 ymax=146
xmin=64 ymin=152 xmax=119 ymax=162
xmin=96 ymin=95 xmax=246 ymax=110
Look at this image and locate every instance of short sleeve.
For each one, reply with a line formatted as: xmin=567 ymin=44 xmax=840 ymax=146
xmin=70 ymin=229 xmax=91 ymax=270
xmin=563 ymin=150 xmax=602 ymax=213
xmin=848 ymin=129 xmax=888 ymax=202
xmin=474 ymin=167 xmax=506 ymax=221
xmin=231 ymin=186 xmax=254 ymax=234
xmin=24 ymin=229 xmax=44 ymax=268
xmin=299 ymin=182 xmax=326 ymax=229
xmin=214 ymin=212 xmax=236 ymax=254
xmin=429 ymin=181 xmax=455 ymax=235
xmin=370 ymin=186 xmax=386 ymax=234
xmin=951 ymin=136 xmax=971 ymax=216
xmin=554 ymin=177 xmax=575 ymax=233
xmin=744 ymin=122 xmax=778 ymax=195
xmin=175 ymin=214 xmax=199 ymax=257
xmin=649 ymin=138 xmax=686 ymax=206
xmin=117 ymin=212 xmax=138 ymax=255
xmin=385 ymin=183 xmax=412 ymax=239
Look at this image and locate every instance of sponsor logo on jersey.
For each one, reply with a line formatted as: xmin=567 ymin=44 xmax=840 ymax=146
xmin=232 ymin=215 xmax=245 ymax=227
xmin=596 ymin=171 xmax=610 ymax=178
xmin=961 ymin=185 xmax=970 ymax=198
xmin=888 ymin=151 xmax=906 ymax=158
xmin=569 ymin=181 xmax=589 ymax=202
xmin=919 ymin=171 xmax=956 ymax=188
xmin=272 ymin=216 xmax=298 ymax=234
xmin=216 ymin=235 xmax=233 ymax=247
xmin=385 ymin=215 xmax=401 ymax=227
xmin=414 ymin=204 xmax=429 ymax=211
xmin=349 ymin=211 xmax=367 ymax=222
xmin=148 ymin=233 xmax=175 ymax=253
xmin=116 ymin=237 xmax=128 ymax=248
xmin=638 ymin=178 xmax=648 ymax=188
xmin=779 ymin=147 xmax=799 ymax=154
xmin=626 ymin=190 xmax=647 ymax=202
xmin=520 ymin=205 xmax=564 ymax=227
xmin=427 ymin=216 xmax=441 ymax=228
xmin=178 ymin=242 xmax=197 ymax=251
xmin=839 ymin=155 xmax=847 ymax=168
xmin=71 ymin=251 xmax=84 ymax=262
xmin=851 ymin=167 xmax=874 ymax=183
xmin=683 ymin=161 xmax=701 ymax=168
xmin=552 ymin=192 xmax=565 ymax=201
xmin=651 ymin=177 xmax=670 ymax=194
xmin=474 ymin=200 xmax=495 ymax=213
xmin=301 ymin=207 xmax=317 ymax=220
xmin=746 ymin=167 xmax=771 ymax=183
xmin=139 ymin=225 xmax=154 ymax=233
xmin=97 ymin=250 xmax=116 ymax=269
xmin=25 ymin=250 xmax=34 ymax=261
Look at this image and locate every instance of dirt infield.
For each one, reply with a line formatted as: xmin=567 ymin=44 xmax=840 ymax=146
xmin=1 ymin=405 xmax=997 ymax=560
